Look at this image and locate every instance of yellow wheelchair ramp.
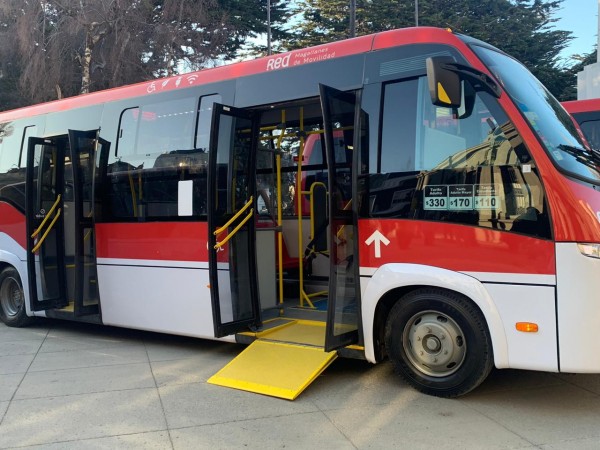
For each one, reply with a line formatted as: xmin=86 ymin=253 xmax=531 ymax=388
xmin=208 ymin=340 xmax=337 ymax=400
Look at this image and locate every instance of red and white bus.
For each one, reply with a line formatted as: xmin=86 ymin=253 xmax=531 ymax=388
xmin=563 ymin=98 xmax=600 ymax=150
xmin=1 ymin=27 xmax=599 ymax=400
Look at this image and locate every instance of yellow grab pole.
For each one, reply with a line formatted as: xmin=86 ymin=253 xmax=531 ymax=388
xmin=296 ymin=107 xmax=314 ymax=309
xmin=276 ymin=110 xmax=285 ymax=305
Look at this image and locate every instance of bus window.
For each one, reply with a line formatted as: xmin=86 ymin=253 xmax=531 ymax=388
xmin=115 ymin=107 xmax=139 ymax=157
xmin=108 ymin=97 xmax=208 ymax=220
xmin=578 ymin=119 xmax=600 ymax=150
xmin=196 ymin=94 xmax=222 ymax=151
xmin=0 ymin=122 xmax=19 ymax=174
xmin=375 ymin=75 xmax=551 ymax=239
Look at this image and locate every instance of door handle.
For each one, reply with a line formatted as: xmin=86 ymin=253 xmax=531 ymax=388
xmin=31 ymin=194 xmax=62 ymax=239
xmin=214 ymin=209 xmax=254 ymax=250
xmin=214 ymin=196 xmax=254 ymax=237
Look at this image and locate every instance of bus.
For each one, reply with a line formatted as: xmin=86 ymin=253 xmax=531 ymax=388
xmin=563 ymin=98 xmax=600 ymax=149
xmin=1 ymin=26 xmax=598 ymax=400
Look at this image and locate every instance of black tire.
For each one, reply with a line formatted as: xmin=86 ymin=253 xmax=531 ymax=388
xmin=0 ymin=267 xmax=33 ymax=327
xmin=384 ymin=288 xmax=493 ymax=398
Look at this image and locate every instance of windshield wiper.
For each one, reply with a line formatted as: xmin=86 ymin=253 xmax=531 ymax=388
xmin=557 ymin=144 xmax=600 ymax=170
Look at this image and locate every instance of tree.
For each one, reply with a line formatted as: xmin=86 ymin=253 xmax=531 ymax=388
xmin=0 ymin=0 xmax=292 ymax=110
xmin=285 ymin=0 xmax=574 ymax=99
xmin=0 ymin=3 xmax=26 ymax=111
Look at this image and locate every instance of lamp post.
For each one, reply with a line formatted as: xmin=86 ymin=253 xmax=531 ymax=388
xmin=415 ymin=0 xmax=419 ymax=27
xmin=350 ymin=0 xmax=356 ymax=38
xmin=267 ymin=0 xmax=272 ymax=55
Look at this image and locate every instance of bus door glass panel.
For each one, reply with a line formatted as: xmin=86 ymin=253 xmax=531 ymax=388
xmin=319 ymin=84 xmax=363 ymax=351
xmin=208 ymin=104 xmax=260 ymax=337
xmin=26 ymin=137 xmax=67 ymax=311
xmin=68 ymin=130 xmax=104 ymax=316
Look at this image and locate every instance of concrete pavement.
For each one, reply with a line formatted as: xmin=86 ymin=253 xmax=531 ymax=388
xmin=1 ymin=319 xmax=600 ymax=449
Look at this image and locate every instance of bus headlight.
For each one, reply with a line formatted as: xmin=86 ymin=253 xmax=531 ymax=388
xmin=577 ymin=243 xmax=600 ymax=259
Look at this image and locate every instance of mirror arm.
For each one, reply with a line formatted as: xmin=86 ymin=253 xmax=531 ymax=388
xmin=443 ymin=63 xmax=502 ymax=98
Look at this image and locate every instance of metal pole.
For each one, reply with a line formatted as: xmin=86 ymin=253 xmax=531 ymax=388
xmin=415 ymin=0 xmax=419 ymax=27
xmin=349 ymin=0 xmax=356 ymax=38
xmin=267 ymin=0 xmax=272 ymax=55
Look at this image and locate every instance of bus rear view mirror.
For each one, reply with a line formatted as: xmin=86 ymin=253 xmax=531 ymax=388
xmin=426 ymin=56 xmax=462 ymax=108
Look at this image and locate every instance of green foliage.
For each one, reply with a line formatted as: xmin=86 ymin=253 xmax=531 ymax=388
xmin=285 ymin=0 xmax=578 ymax=100
xmin=0 ymin=0 xmax=293 ymax=109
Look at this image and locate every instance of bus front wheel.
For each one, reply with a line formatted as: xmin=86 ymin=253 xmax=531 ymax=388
xmin=384 ymin=288 xmax=493 ymax=398
xmin=0 ymin=267 xmax=32 ymax=327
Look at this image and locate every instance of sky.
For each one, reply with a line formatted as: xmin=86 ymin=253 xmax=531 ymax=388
xmin=557 ymin=0 xmax=598 ymax=60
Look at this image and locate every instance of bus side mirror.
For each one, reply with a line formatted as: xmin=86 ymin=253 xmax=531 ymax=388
xmin=427 ymin=56 xmax=462 ymax=108
xmin=426 ymin=56 xmax=476 ymax=118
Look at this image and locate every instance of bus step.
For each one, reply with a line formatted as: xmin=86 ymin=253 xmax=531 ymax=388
xmin=208 ymin=340 xmax=337 ymax=400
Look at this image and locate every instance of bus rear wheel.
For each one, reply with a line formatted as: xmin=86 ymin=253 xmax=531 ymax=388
xmin=0 ymin=267 xmax=32 ymax=327
xmin=385 ymin=288 xmax=493 ymax=398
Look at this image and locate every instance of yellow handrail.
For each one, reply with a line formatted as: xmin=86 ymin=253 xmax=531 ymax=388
xmin=277 ymin=110 xmax=285 ymax=305
xmin=214 ymin=209 xmax=254 ymax=249
xmin=31 ymin=194 xmax=62 ymax=238
xmin=336 ymin=199 xmax=353 ymax=239
xmin=31 ymin=208 xmax=61 ymax=253
xmin=214 ymin=196 xmax=254 ymax=237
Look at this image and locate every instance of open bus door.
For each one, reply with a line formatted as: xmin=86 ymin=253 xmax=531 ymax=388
xmin=319 ymin=84 xmax=363 ymax=351
xmin=26 ymin=131 xmax=103 ymax=316
xmin=26 ymin=137 xmax=68 ymax=311
xmin=67 ymin=130 xmax=103 ymax=316
xmin=208 ymin=104 xmax=261 ymax=338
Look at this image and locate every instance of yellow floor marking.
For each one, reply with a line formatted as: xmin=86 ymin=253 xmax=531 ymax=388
xmin=259 ymin=320 xmax=326 ymax=346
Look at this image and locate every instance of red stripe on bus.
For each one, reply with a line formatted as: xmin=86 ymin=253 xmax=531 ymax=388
xmin=96 ymin=222 xmax=208 ymax=262
xmin=358 ymin=219 xmax=556 ymax=275
xmin=0 ymin=202 xmax=26 ymax=249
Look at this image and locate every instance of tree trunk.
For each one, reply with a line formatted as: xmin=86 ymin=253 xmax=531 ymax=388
xmin=80 ymin=22 xmax=107 ymax=95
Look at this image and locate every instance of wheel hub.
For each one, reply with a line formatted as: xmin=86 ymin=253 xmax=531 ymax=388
xmin=1 ymin=276 xmax=23 ymax=318
xmin=403 ymin=311 xmax=467 ymax=377
xmin=424 ymin=334 xmax=441 ymax=353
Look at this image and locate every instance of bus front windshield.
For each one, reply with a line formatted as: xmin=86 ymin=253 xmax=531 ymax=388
xmin=473 ymin=45 xmax=600 ymax=184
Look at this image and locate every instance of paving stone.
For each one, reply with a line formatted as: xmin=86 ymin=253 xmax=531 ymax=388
xmin=461 ymin=384 xmax=600 ymax=446
xmin=0 ymin=373 xmax=23 ymax=401
xmin=28 ymin=345 xmax=148 ymax=372
xmin=159 ymin=382 xmax=319 ymax=429
xmin=15 ymin=362 xmax=155 ymax=399
xmin=324 ymin=399 xmax=533 ymax=449
xmin=0 ymin=353 xmax=35 ymax=375
xmin=0 ymin=389 xmax=166 ymax=448
xmin=12 ymin=430 xmax=172 ymax=450
xmin=170 ymin=411 xmax=354 ymax=450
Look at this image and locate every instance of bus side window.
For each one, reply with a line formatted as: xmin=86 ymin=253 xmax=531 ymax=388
xmin=196 ymin=94 xmax=222 ymax=152
xmin=578 ymin=119 xmax=600 ymax=150
xmin=0 ymin=122 xmax=19 ymax=174
xmin=107 ymin=97 xmax=209 ymax=221
xmin=374 ymin=75 xmax=550 ymax=239
xmin=115 ymin=107 xmax=139 ymax=158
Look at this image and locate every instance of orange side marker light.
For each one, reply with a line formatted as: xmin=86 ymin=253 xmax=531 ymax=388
xmin=516 ymin=322 xmax=538 ymax=333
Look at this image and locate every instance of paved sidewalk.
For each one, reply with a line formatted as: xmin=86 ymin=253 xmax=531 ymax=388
xmin=1 ymin=320 xmax=600 ymax=449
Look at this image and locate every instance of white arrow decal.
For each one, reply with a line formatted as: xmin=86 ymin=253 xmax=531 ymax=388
xmin=365 ymin=230 xmax=390 ymax=258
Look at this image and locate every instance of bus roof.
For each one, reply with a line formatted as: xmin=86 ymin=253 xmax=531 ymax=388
xmin=0 ymin=27 xmax=460 ymax=123
xmin=563 ymin=99 xmax=600 ymax=114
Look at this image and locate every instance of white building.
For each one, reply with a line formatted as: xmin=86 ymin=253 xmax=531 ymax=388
xmin=577 ymin=0 xmax=600 ymax=99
